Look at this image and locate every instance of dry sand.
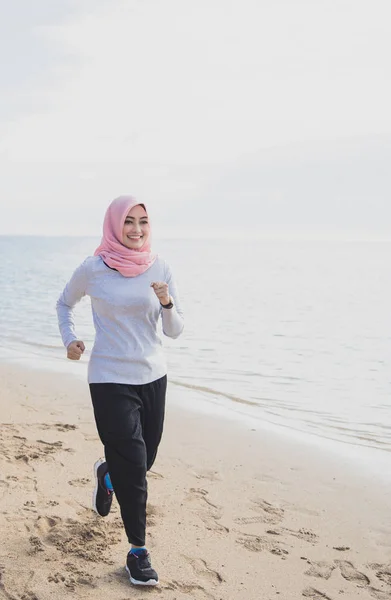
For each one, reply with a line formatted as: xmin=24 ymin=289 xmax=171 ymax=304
xmin=0 ymin=363 xmax=390 ymax=600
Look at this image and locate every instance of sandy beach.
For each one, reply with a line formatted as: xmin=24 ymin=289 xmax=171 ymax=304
xmin=0 ymin=363 xmax=390 ymax=600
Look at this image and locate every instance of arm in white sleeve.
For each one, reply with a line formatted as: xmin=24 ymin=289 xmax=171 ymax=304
xmin=161 ymin=263 xmax=184 ymax=339
xmin=56 ymin=260 xmax=88 ymax=348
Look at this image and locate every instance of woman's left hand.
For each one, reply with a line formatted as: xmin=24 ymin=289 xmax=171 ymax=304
xmin=151 ymin=282 xmax=171 ymax=306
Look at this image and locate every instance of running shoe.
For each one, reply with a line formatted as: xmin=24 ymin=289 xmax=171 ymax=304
xmin=126 ymin=549 xmax=159 ymax=586
xmin=92 ymin=458 xmax=114 ymax=517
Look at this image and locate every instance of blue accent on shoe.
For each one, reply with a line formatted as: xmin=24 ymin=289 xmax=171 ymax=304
xmin=130 ymin=547 xmax=147 ymax=556
xmin=104 ymin=472 xmax=113 ymax=491
xmin=93 ymin=459 xmax=114 ymax=517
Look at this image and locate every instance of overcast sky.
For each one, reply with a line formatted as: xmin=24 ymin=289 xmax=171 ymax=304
xmin=0 ymin=0 xmax=390 ymax=239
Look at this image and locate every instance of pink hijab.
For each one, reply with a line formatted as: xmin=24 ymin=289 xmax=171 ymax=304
xmin=94 ymin=195 xmax=156 ymax=277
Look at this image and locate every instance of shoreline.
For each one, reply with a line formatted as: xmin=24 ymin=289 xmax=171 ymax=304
xmin=0 ymin=362 xmax=390 ymax=599
xmin=1 ymin=350 xmax=390 ymax=487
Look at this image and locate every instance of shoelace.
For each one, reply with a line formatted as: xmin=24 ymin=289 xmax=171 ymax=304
xmin=136 ymin=552 xmax=151 ymax=569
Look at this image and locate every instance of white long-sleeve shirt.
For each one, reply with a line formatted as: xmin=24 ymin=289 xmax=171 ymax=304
xmin=56 ymin=255 xmax=184 ymax=384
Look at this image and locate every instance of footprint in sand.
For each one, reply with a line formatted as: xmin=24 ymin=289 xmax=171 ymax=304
xmin=236 ymin=533 xmax=289 ymax=559
xmin=250 ymin=498 xmax=285 ymax=524
xmin=182 ymin=556 xmax=223 ymax=584
xmin=0 ymin=424 xmax=19 ymax=460
xmin=285 ymin=527 xmax=318 ymax=544
xmin=38 ymin=423 xmax=78 ymax=432
xmin=162 ymin=580 xmax=217 ymax=599
xmin=192 ymin=469 xmax=222 ymax=482
xmin=234 ymin=498 xmax=285 ymax=527
xmin=34 ymin=512 xmax=123 ymax=563
xmin=261 ymin=527 xmax=318 ymax=546
xmin=48 ymin=568 xmax=95 ymax=591
xmin=305 ymin=561 xmax=336 ymax=580
xmin=22 ymin=501 xmax=37 ymax=515
xmin=184 ymin=488 xmax=229 ymax=534
xmin=302 ymin=587 xmax=333 ymax=599
xmin=334 ymin=560 xmax=391 ymax=600
xmin=234 ymin=515 xmax=266 ymax=526
xmin=335 ymin=560 xmax=370 ymax=585
xmin=306 ymin=558 xmax=386 ymax=596
xmin=5 ymin=475 xmax=38 ymax=493
xmin=28 ymin=536 xmax=45 ymax=555
xmin=15 ymin=439 xmax=65 ymax=463
xmin=68 ymin=478 xmax=90 ymax=487
xmin=368 ymin=563 xmax=391 ymax=587
xmin=35 ymin=515 xmax=62 ymax=536
xmin=366 ymin=589 xmax=391 ymax=600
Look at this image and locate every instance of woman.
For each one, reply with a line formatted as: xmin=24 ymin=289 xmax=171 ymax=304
xmin=56 ymin=195 xmax=184 ymax=586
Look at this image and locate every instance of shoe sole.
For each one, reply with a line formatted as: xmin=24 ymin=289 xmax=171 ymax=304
xmin=92 ymin=458 xmax=106 ymax=516
xmin=125 ymin=566 xmax=158 ymax=586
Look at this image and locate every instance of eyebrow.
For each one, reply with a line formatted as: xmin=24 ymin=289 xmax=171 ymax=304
xmin=125 ymin=216 xmax=148 ymax=220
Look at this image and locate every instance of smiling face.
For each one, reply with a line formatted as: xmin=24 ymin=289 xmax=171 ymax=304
xmin=122 ymin=204 xmax=150 ymax=249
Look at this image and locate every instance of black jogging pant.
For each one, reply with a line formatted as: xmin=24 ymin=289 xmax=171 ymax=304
xmin=89 ymin=376 xmax=167 ymax=546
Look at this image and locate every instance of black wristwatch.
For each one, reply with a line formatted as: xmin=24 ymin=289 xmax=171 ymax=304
xmin=160 ymin=299 xmax=174 ymax=309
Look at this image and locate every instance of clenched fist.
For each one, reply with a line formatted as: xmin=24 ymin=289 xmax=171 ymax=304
xmin=151 ymin=282 xmax=171 ymax=306
xmin=67 ymin=340 xmax=85 ymax=360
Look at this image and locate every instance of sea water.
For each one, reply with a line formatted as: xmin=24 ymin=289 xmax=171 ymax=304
xmin=0 ymin=236 xmax=390 ymax=470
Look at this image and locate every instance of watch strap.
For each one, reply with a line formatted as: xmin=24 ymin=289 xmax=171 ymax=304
xmin=160 ymin=299 xmax=174 ymax=309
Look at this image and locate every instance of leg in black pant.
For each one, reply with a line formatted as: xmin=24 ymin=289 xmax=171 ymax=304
xmin=89 ymin=376 xmax=167 ymax=546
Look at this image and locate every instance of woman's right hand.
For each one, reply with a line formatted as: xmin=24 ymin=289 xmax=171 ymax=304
xmin=67 ymin=340 xmax=85 ymax=360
